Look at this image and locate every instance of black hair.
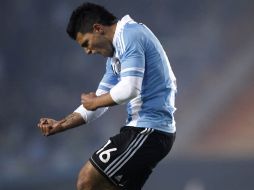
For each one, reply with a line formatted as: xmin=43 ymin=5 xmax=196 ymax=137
xmin=66 ymin=2 xmax=117 ymax=40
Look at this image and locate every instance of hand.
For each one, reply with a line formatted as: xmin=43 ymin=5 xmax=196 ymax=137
xmin=81 ymin=92 xmax=98 ymax=111
xmin=37 ymin=118 xmax=64 ymax=136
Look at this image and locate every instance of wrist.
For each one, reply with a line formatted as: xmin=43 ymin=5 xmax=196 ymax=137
xmin=53 ymin=119 xmax=70 ymax=133
xmin=93 ymin=97 xmax=100 ymax=109
xmin=55 ymin=119 xmax=67 ymax=131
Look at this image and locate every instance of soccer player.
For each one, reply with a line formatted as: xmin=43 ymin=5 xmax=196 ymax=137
xmin=38 ymin=2 xmax=177 ymax=190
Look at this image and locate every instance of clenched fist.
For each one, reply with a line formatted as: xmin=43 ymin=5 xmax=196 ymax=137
xmin=81 ymin=92 xmax=98 ymax=111
xmin=37 ymin=118 xmax=64 ymax=136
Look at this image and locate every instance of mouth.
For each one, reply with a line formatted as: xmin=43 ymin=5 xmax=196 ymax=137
xmin=89 ymin=49 xmax=114 ymax=57
xmin=99 ymin=50 xmax=113 ymax=57
xmin=91 ymin=50 xmax=98 ymax=54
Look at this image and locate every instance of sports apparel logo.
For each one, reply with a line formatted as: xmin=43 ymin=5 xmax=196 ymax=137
xmin=111 ymin=57 xmax=121 ymax=75
xmin=114 ymin=174 xmax=123 ymax=182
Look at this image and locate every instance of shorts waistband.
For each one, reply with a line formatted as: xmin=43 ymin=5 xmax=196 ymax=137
xmin=121 ymin=126 xmax=176 ymax=136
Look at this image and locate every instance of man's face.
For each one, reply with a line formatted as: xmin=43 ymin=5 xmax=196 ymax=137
xmin=76 ymin=32 xmax=114 ymax=57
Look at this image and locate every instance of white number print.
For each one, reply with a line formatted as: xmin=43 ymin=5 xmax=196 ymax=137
xmin=96 ymin=140 xmax=117 ymax=163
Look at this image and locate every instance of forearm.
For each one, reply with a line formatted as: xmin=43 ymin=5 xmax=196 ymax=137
xmin=95 ymin=93 xmax=117 ymax=108
xmin=60 ymin=112 xmax=86 ymax=128
xmin=38 ymin=112 xmax=86 ymax=136
xmin=56 ymin=112 xmax=86 ymax=132
xmin=82 ymin=92 xmax=117 ymax=111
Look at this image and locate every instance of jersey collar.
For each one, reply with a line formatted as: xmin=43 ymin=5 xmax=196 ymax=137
xmin=112 ymin=15 xmax=134 ymax=49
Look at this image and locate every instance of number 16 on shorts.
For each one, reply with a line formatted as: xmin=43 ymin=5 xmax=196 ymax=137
xmin=96 ymin=140 xmax=117 ymax=163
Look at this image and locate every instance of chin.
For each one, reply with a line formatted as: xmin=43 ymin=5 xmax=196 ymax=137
xmin=102 ymin=51 xmax=114 ymax=58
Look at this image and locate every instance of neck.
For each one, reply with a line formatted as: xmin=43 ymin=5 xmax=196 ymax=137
xmin=104 ymin=23 xmax=117 ymax=42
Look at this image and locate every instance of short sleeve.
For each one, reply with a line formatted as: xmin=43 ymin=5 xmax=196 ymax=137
xmin=119 ymin=30 xmax=145 ymax=79
xmin=97 ymin=59 xmax=119 ymax=92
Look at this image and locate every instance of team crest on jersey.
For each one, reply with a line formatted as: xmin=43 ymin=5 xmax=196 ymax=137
xmin=111 ymin=57 xmax=121 ymax=75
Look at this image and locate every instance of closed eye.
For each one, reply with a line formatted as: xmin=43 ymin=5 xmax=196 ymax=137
xmin=81 ymin=40 xmax=89 ymax=48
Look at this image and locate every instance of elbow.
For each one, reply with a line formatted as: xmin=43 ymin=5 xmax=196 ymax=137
xmin=127 ymin=86 xmax=140 ymax=99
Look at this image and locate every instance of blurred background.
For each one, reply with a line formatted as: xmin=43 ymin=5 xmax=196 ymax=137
xmin=0 ymin=0 xmax=254 ymax=189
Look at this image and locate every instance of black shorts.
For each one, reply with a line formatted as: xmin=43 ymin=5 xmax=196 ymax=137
xmin=90 ymin=127 xmax=176 ymax=190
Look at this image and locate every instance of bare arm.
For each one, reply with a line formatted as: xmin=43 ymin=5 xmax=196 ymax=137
xmin=38 ymin=112 xmax=85 ymax=136
xmin=38 ymin=89 xmax=116 ymax=136
xmin=38 ymin=92 xmax=113 ymax=136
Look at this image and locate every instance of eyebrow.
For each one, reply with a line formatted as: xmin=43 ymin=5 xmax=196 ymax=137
xmin=81 ymin=40 xmax=88 ymax=48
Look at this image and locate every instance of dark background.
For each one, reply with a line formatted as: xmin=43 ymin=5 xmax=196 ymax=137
xmin=1 ymin=0 xmax=254 ymax=189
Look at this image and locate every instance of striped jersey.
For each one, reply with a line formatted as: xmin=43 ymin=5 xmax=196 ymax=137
xmin=98 ymin=15 xmax=177 ymax=133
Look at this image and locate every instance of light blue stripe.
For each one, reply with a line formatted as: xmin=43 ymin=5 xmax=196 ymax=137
xmin=121 ymin=60 xmax=144 ymax=70
xmin=121 ymin=71 xmax=143 ymax=77
xmin=98 ymin=85 xmax=111 ymax=92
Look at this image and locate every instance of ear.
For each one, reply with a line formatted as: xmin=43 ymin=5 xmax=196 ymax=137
xmin=93 ymin=24 xmax=104 ymax=34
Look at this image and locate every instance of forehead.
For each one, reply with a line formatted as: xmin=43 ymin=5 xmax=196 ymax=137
xmin=76 ymin=32 xmax=92 ymax=45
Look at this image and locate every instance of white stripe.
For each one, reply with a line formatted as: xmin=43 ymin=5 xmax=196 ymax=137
xmin=117 ymin=34 xmax=124 ymax=55
xmin=121 ymin=67 xmax=145 ymax=74
xmin=105 ymin=128 xmax=150 ymax=175
xmin=126 ymin=95 xmax=142 ymax=126
xmin=106 ymin=133 xmax=147 ymax=175
xmin=106 ymin=128 xmax=153 ymax=177
xmin=108 ymin=129 xmax=154 ymax=177
xmin=120 ymin=31 xmax=125 ymax=54
xmin=169 ymin=90 xmax=176 ymax=128
xmin=104 ymin=128 xmax=148 ymax=173
xmin=108 ymin=133 xmax=149 ymax=177
xmin=113 ymin=15 xmax=133 ymax=48
xmin=169 ymin=89 xmax=176 ymax=111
